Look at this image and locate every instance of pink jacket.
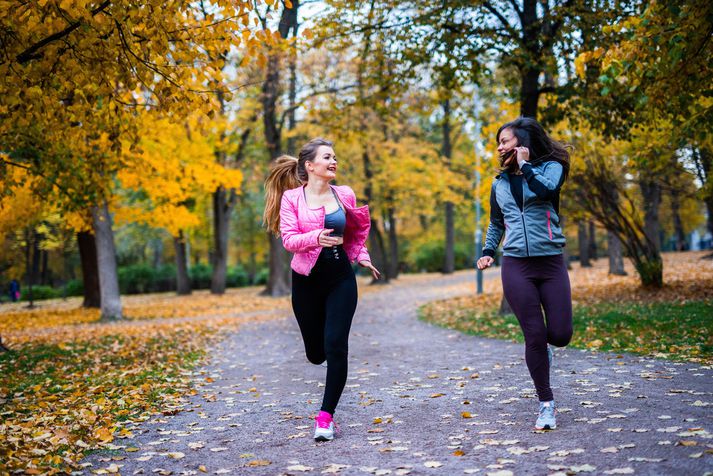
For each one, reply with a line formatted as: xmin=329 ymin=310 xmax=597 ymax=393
xmin=280 ymin=184 xmax=371 ymax=276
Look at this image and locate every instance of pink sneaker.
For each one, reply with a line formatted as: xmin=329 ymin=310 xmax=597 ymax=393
xmin=314 ymin=411 xmax=336 ymax=441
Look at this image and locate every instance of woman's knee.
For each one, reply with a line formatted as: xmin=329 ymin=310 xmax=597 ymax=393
xmin=548 ymin=327 xmax=573 ymax=347
xmin=305 ymin=350 xmax=326 ymax=365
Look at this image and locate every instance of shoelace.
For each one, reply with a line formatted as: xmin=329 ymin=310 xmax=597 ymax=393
xmin=316 ymin=417 xmax=332 ymax=429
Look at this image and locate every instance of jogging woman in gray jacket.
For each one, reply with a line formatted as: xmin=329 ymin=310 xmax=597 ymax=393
xmin=477 ymin=117 xmax=573 ymax=431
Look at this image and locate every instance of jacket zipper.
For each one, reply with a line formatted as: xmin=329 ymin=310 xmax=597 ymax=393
xmin=547 ymin=210 xmax=553 ymax=240
xmin=521 ymin=179 xmax=530 ymax=256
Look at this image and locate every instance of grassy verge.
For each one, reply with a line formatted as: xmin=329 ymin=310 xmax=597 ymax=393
xmin=420 ymin=299 xmax=713 ymax=363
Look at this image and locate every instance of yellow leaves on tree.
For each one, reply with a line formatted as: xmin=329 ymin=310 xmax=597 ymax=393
xmin=1 ymin=0 xmax=268 ymax=213
xmin=115 ymin=114 xmax=243 ymax=237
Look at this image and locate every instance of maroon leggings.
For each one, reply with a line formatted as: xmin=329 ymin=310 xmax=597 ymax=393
xmin=501 ymin=254 xmax=573 ymax=402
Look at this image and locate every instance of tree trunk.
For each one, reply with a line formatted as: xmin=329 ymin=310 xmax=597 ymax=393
xmin=444 ymin=202 xmax=455 ymax=273
xmin=578 ymin=221 xmax=591 ymax=267
xmin=520 ymin=66 xmax=540 ymax=119
xmin=261 ymin=0 xmax=298 ymax=297
xmin=368 ymin=221 xmax=389 ymax=284
xmin=442 ymin=98 xmax=455 ymax=274
xmin=607 ymin=230 xmax=626 ymax=275
xmin=694 ymin=147 xmax=713 ymax=240
xmin=588 ymin=220 xmax=597 ymax=260
xmin=286 ymin=24 xmax=298 ymax=155
xmin=77 ymin=231 xmax=101 ymax=308
xmin=639 ymin=176 xmax=662 ymax=254
xmin=151 ymin=237 xmax=163 ymax=268
xmin=386 ymin=207 xmax=399 ymax=280
xmin=670 ymin=193 xmax=687 ymax=251
xmin=91 ymin=202 xmax=122 ymax=320
xmin=569 ymin=156 xmax=663 ymax=287
xmin=266 ymin=234 xmax=291 ymax=296
xmin=174 ymin=230 xmax=191 ymax=295
xmin=24 ymin=227 xmax=34 ymax=307
xmin=30 ymin=228 xmax=41 ymax=298
xmin=40 ymin=249 xmax=49 ymax=285
xmin=211 ymin=186 xmax=236 ymax=294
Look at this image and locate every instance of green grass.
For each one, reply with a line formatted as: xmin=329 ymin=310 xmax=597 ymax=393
xmin=420 ymin=300 xmax=713 ymax=362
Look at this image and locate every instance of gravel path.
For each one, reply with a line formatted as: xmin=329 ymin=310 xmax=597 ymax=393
xmin=82 ymin=270 xmax=712 ymax=476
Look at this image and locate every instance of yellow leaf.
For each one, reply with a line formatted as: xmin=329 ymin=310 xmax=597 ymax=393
xmin=95 ymin=427 xmax=113 ymax=442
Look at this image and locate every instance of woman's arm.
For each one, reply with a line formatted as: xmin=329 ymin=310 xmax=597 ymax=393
xmin=520 ymin=161 xmax=564 ymax=201
xmin=279 ymin=194 xmax=324 ymax=253
xmin=482 ymin=184 xmax=505 ymax=257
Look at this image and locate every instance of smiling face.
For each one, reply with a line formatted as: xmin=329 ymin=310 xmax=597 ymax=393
xmin=306 ymin=145 xmax=338 ymax=180
xmin=497 ymin=128 xmax=518 ymax=156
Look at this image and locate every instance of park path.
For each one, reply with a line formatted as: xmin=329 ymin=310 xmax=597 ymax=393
xmin=82 ymin=270 xmax=712 ymax=476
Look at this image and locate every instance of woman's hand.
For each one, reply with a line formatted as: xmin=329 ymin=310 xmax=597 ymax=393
xmin=318 ymin=229 xmax=342 ymax=247
xmin=359 ymin=260 xmax=381 ymax=280
xmin=477 ymin=256 xmax=495 ymax=270
xmin=515 ymin=146 xmax=530 ymax=167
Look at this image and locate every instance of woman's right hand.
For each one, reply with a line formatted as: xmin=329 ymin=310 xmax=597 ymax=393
xmin=318 ymin=229 xmax=342 ymax=247
xmin=477 ymin=256 xmax=495 ymax=270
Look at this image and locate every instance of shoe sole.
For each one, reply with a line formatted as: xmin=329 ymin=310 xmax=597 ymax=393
xmin=534 ymin=424 xmax=557 ymax=430
xmin=314 ymin=428 xmax=335 ymax=441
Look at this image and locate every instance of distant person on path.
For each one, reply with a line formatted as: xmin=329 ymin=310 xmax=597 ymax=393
xmin=263 ymin=138 xmax=380 ymax=442
xmin=9 ymin=279 xmax=20 ymax=302
xmin=477 ymin=117 xmax=573 ymax=431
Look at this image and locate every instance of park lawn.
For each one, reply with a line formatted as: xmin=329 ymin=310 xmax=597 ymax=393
xmin=420 ymin=251 xmax=713 ymax=364
xmin=420 ymin=300 xmax=713 ymax=363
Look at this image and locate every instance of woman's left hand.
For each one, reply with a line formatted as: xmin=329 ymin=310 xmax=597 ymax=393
xmin=515 ymin=146 xmax=530 ymax=167
xmin=359 ymin=260 xmax=381 ymax=280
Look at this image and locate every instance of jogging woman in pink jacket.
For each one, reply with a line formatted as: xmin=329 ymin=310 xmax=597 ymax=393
xmin=263 ymin=138 xmax=380 ymax=442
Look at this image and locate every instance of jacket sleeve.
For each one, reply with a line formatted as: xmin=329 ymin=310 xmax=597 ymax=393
xmin=280 ymin=193 xmax=323 ymax=253
xmin=345 ymin=186 xmax=372 ymax=263
xmin=520 ymin=161 xmax=564 ymax=201
xmin=483 ymin=183 xmax=505 ymax=257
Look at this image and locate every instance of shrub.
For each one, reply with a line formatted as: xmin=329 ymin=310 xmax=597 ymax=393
xmin=189 ymin=263 xmax=212 ymax=290
xmin=21 ymin=285 xmax=60 ymax=301
xmin=64 ymin=279 xmax=84 ymax=297
xmin=253 ymin=268 xmax=269 ymax=285
xmin=227 ymin=266 xmax=250 ymax=288
xmin=409 ymin=241 xmax=473 ymax=273
xmin=118 ymin=264 xmax=155 ymax=294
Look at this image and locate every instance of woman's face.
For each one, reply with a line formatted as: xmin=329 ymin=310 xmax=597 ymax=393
xmin=307 ymin=145 xmax=338 ymax=180
xmin=497 ymin=128 xmax=518 ymax=155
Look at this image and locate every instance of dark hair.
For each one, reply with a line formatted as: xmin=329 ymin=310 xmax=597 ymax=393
xmin=263 ymin=138 xmax=334 ymax=235
xmin=496 ymin=117 xmax=571 ymax=179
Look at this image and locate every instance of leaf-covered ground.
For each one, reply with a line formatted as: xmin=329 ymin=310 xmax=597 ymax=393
xmin=0 ymin=282 xmax=310 ymax=474
xmin=77 ymin=268 xmax=712 ymax=476
xmin=2 ymin=256 xmax=712 ymax=474
xmin=420 ymin=251 xmax=713 ymax=363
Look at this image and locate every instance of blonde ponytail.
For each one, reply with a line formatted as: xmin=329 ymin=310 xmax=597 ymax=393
xmin=263 ymin=155 xmax=302 ymax=235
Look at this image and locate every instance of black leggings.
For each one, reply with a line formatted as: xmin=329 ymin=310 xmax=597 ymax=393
xmin=501 ymin=254 xmax=573 ymax=402
xmin=291 ymin=245 xmax=358 ymax=415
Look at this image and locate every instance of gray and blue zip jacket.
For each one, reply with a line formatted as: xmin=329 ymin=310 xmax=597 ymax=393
xmin=483 ymin=161 xmax=566 ymax=258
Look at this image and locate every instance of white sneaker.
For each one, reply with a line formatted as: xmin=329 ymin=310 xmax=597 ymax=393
xmin=314 ymin=411 xmax=336 ymax=441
